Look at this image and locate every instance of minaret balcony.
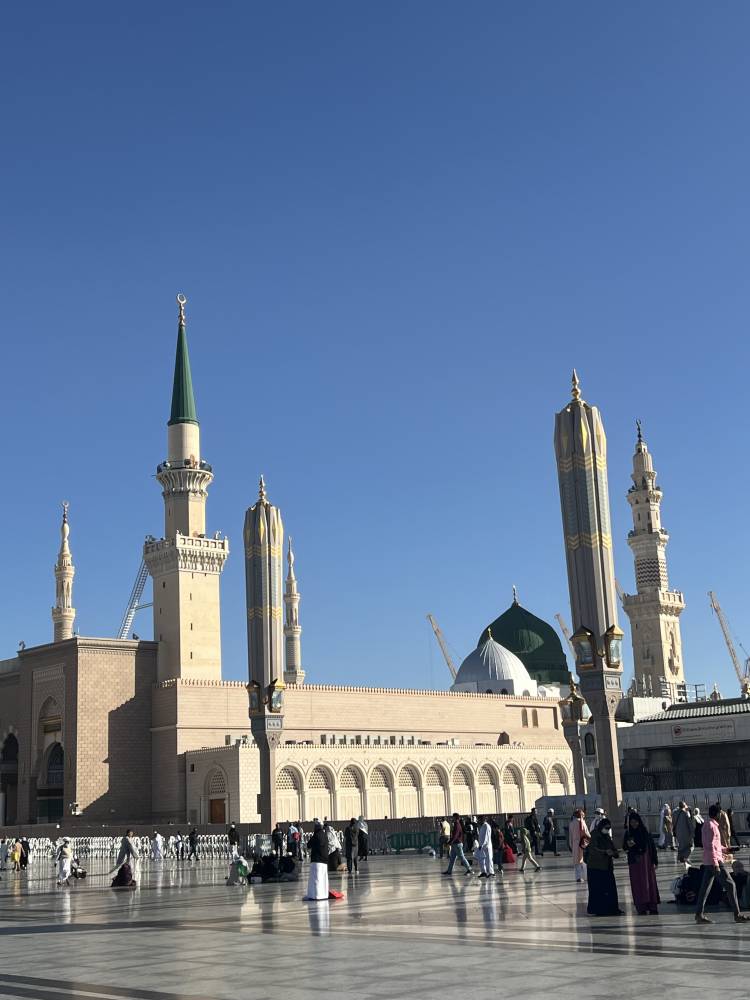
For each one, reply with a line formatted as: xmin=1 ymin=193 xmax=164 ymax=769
xmin=144 ymin=532 xmax=229 ymax=574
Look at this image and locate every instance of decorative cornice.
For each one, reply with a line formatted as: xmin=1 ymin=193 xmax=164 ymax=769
xmin=144 ymin=534 xmax=229 ymax=575
xmin=156 ymin=465 xmax=213 ymax=499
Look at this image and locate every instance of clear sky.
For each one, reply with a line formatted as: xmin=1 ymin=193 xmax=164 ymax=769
xmin=3 ymin=2 xmax=750 ymax=696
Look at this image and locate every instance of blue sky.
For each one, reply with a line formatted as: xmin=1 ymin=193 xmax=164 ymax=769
xmin=3 ymin=2 xmax=750 ymax=695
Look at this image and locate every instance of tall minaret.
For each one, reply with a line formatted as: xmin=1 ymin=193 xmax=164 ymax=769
xmin=554 ymin=371 xmax=624 ymax=821
xmin=621 ymin=422 xmax=686 ymax=696
xmin=283 ymin=537 xmax=304 ymax=685
xmin=244 ymin=476 xmax=285 ymax=688
xmin=52 ymin=501 xmax=76 ymax=641
xmin=144 ymin=295 xmax=229 ymax=681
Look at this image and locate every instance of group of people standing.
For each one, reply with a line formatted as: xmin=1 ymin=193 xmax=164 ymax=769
xmin=574 ymin=802 xmax=750 ymax=924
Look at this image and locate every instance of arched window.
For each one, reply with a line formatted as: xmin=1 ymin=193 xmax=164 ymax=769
xmin=521 ymin=709 xmax=529 ymax=727
xmin=206 ymin=769 xmax=226 ymax=795
xmin=532 ymin=709 xmax=539 ymax=728
xmin=46 ymin=744 xmax=64 ymax=787
xmin=584 ymin=733 xmax=596 ymax=756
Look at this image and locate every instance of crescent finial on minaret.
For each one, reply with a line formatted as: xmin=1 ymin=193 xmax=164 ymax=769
xmin=636 ymin=418 xmax=643 ymax=444
xmin=512 ymin=584 xmax=518 ymax=605
xmin=259 ymin=474 xmax=267 ymax=503
xmin=177 ymin=292 xmax=187 ymax=327
xmin=571 ymin=369 xmax=581 ymax=401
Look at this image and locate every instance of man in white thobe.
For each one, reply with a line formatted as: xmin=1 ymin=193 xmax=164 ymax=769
xmin=477 ymin=816 xmax=494 ymax=878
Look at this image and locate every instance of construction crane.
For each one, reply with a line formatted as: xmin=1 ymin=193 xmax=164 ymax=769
xmin=708 ymin=591 xmax=750 ymax=695
xmin=426 ymin=614 xmax=458 ymax=681
xmin=555 ymin=613 xmax=577 ymax=662
xmin=615 ymin=579 xmax=627 ymax=606
xmin=117 ymin=559 xmax=152 ymax=640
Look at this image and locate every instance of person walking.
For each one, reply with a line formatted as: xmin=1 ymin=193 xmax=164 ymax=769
xmin=227 ymin=822 xmax=241 ymax=859
xmin=357 ymin=817 xmax=369 ymax=862
xmin=542 ymin=809 xmax=559 ymax=856
xmin=344 ymin=818 xmax=359 ymax=875
xmin=116 ymin=829 xmax=141 ymax=879
xmin=56 ymin=837 xmax=73 ymax=887
xmin=623 ymin=811 xmax=659 ymax=915
xmin=586 ymin=818 xmax=622 ymax=916
xmin=271 ymin=823 xmax=284 ymax=859
xmin=503 ymin=816 xmax=518 ymax=856
xmin=152 ymin=830 xmax=164 ymax=861
xmin=524 ymin=808 xmax=542 ymax=855
xmin=187 ymin=827 xmax=199 ymax=862
xmin=570 ymin=809 xmax=590 ymax=883
xmin=11 ymin=838 xmax=22 ymax=872
xmin=442 ymin=813 xmax=474 ymax=876
xmin=695 ymin=804 xmax=750 ymax=924
xmin=658 ymin=804 xmax=675 ymax=851
xmin=19 ymin=838 xmax=30 ymax=871
xmin=674 ymin=801 xmax=696 ymax=870
xmin=304 ymin=820 xmax=330 ymax=901
xmin=693 ymin=807 xmax=705 ymax=849
xmin=519 ymin=825 xmax=541 ymax=873
xmin=490 ymin=820 xmax=505 ymax=872
xmin=438 ymin=817 xmax=451 ymax=860
xmin=476 ymin=816 xmax=494 ymax=878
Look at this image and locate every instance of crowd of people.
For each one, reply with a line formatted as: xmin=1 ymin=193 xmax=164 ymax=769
xmin=570 ymin=801 xmax=750 ymax=924
xmin=4 ymin=801 xmax=750 ymax=923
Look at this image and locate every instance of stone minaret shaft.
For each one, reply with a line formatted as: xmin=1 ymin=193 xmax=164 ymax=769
xmin=283 ymin=536 xmax=304 ymax=685
xmin=554 ymin=371 xmax=623 ymax=820
xmin=52 ymin=502 xmax=76 ymax=641
xmin=144 ymin=295 xmax=228 ymax=682
xmin=621 ymin=424 xmax=685 ymax=695
xmin=244 ymin=476 xmax=285 ymax=688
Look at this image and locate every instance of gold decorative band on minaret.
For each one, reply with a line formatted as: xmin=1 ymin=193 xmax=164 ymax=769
xmin=565 ymin=531 xmax=612 ymax=550
xmin=247 ymin=607 xmax=283 ymax=620
xmin=556 ymin=454 xmax=608 ymax=473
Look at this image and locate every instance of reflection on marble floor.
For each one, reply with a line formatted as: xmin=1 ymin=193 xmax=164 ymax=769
xmin=1 ymin=853 xmax=749 ymax=1000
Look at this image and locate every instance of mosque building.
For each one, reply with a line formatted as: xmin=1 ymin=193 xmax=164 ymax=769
xmin=0 ymin=300 xmax=573 ymax=829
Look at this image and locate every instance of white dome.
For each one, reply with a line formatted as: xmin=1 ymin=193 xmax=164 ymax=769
xmin=452 ymin=637 xmax=537 ymax=696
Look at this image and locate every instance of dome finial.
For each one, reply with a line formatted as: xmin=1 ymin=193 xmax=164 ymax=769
xmin=571 ymin=369 xmax=581 ymax=401
xmin=512 ymin=584 xmax=518 ymax=605
xmin=486 ymin=625 xmax=493 ymax=641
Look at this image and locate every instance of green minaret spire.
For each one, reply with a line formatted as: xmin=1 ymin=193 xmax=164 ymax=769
xmin=168 ymin=293 xmax=198 ymax=426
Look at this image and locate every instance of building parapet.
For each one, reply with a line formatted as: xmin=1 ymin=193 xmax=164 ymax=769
xmin=277 ymin=741 xmax=567 ymax=753
xmin=0 ymin=657 xmax=20 ymax=676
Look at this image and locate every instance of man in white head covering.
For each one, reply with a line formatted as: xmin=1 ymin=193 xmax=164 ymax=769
xmin=590 ymin=808 xmax=606 ymax=833
xmin=57 ymin=837 xmax=72 ymax=886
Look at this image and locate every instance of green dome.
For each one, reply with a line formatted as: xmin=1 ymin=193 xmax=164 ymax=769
xmin=477 ymin=599 xmax=569 ymax=684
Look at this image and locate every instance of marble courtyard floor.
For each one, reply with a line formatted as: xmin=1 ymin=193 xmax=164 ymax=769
xmin=0 ymin=853 xmax=747 ymax=1000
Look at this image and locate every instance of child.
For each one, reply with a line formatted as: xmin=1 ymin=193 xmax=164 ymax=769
xmin=519 ymin=825 xmax=541 ymax=872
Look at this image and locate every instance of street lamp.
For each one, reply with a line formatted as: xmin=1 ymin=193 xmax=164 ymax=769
xmin=571 ymin=624 xmax=624 ymax=670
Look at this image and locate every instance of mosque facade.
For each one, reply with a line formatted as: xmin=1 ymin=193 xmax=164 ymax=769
xmin=0 ymin=300 xmax=573 ymax=829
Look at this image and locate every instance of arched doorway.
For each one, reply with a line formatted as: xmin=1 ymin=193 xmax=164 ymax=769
xmin=0 ymin=734 xmax=19 ymax=826
xmin=37 ymin=742 xmax=64 ymax=822
xmin=206 ymin=768 xmax=227 ymax=824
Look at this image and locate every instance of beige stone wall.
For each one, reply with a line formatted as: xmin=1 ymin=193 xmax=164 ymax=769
xmin=74 ymin=640 xmax=156 ymax=820
xmin=282 ymin=684 xmax=567 ymax=746
xmin=185 ymin=744 xmax=261 ymax=824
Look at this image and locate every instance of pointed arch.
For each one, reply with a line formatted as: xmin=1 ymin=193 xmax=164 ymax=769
xmin=524 ymin=763 xmax=546 ymax=809
xmin=367 ymin=764 xmax=394 ymax=819
xmin=276 ymin=765 xmax=303 ymax=822
xmin=500 ymin=763 xmax=523 ymax=817
xmin=338 ymin=765 xmax=365 ymax=820
xmin=476 ymin=763 xmax=500 ymax=814
xmin=451 ymin=764 xmax=474 ymax=815
xmin=396 ymin=764 xmax=422 ymax=818
xmin=424 ymin=763 xmax=449 ymax=816
xmin=307 ymin=764 xmax=335 ymax=821
xmin=547 ymin=763 xmax=569 ymax=797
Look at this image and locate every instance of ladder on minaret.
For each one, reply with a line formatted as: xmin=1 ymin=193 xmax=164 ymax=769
xmin=117 ymin=559 xmax=151 ymax=640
